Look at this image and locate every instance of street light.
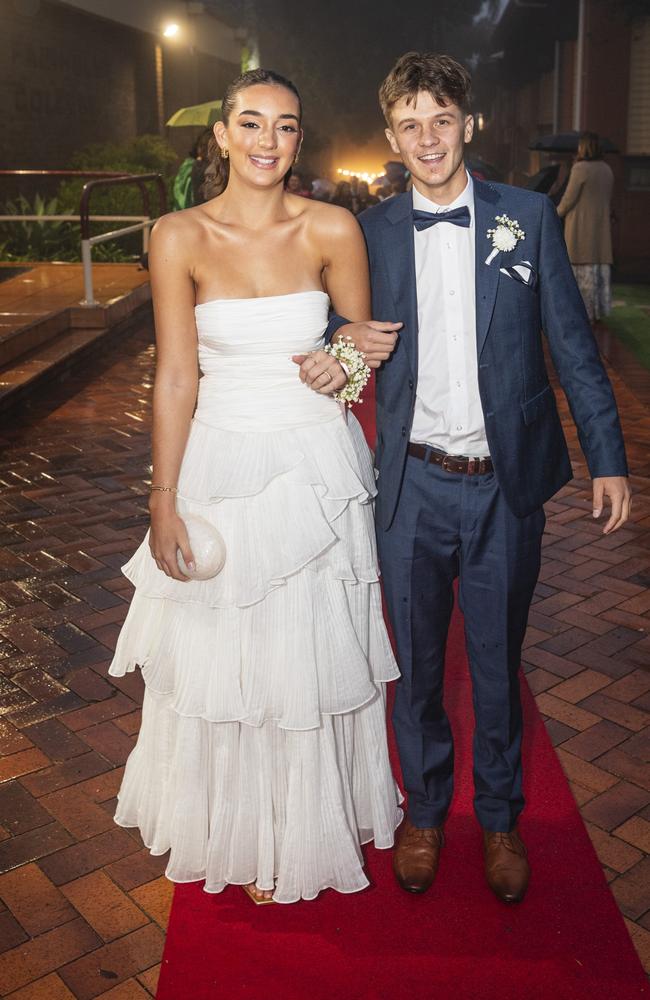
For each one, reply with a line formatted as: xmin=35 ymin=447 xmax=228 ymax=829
xmin=163 ymin=22 xmax=180 ymax=38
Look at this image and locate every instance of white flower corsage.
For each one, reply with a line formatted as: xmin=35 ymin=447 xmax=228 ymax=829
xmin=485 ymin=214 xmax=525 ymax=265
xmin=324 ymin=336 xmax=371 ymax=407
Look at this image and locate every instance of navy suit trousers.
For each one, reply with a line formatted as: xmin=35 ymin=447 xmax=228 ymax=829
xmin=377 ymin=451 xmax=545 ymax=832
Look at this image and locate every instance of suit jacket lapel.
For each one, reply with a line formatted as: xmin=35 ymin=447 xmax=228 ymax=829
xmin=473 ymin=179 xmax=501 ymax=358
xmin=381 ymin=191 xmax=418 ymax=377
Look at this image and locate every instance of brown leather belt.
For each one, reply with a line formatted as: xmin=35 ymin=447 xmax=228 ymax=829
xmin=407 ymin=442 xmax=493 ymax=475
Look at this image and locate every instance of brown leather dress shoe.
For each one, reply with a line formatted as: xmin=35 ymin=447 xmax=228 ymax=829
xmin=483 ymin=828 xmax=530 ymax=903
xmin=393 ymin=818 xmax=444 ymax=893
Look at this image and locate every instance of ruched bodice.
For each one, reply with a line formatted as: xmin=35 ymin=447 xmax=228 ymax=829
xmin=194 ymin=290 xmax=339 ymax=431
xmin=109 ymin=288 xmax=402 ymax=904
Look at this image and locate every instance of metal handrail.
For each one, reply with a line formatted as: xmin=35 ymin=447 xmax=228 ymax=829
xmin=79 ymin=173 xmax=166 ymax=240
xmin=0 ymin=169 xmax=168 ymax=306
xmin=78 ymin=173 xmax=167 ymax=306
xmin=0 ymin=170 xmax=132 ymax=178
xmin=0 ymin=215 xmax=149 ymax=223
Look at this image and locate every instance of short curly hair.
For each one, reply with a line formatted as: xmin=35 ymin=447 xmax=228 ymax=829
xmin=379 ymin=52 xmax=473 ymax=126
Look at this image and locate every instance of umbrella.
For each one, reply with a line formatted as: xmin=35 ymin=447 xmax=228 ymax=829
xmin=166 ymin=100 xmax=222 ymax=128
xmin=528 ymin=131 xmax=618 ymax=153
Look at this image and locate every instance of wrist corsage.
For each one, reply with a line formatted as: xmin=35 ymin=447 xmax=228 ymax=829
xmin=324 ymin=337 xmax=371 ymax=407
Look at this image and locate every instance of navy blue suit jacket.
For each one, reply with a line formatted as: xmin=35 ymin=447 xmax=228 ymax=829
xmin=327 ymin=179 xmax=627 ymax=530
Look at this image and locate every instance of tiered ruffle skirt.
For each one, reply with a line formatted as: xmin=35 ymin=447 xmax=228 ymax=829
xmin=109 ymin=410 xmax=403 ymax=902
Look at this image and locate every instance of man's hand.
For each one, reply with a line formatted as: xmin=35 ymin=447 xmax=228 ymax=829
xmin=592 ymin=476 xmax=631 ymax=534
xmin=334 ymin=320 xmax=403 ymax=369
xmin=291 ymin=349 xmax=347 ymax=394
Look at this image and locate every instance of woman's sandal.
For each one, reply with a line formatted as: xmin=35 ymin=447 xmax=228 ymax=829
xmin=242 ymin=883 xmax=276 ymax=906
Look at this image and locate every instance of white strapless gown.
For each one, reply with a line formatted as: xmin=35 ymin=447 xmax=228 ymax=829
xmin=109 ymin=290 xmax=403 ymax=903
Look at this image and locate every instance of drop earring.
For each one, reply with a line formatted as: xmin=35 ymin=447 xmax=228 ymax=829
xmin=221 ymin=148 xmax=229 ymax=160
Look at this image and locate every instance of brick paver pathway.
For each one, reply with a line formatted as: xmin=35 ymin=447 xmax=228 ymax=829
xmin=0 ymin=316 xmax=647 ymax=995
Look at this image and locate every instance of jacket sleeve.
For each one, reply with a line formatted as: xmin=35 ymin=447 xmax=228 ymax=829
xmin=539 ymin=195 xmax=628 ymax=478
xmin=556 ymin=163 xmax=585 ymax=218
xmin=324 ymin=313 xmax=350 ymax=344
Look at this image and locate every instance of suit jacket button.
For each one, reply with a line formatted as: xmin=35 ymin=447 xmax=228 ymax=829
xmin=408 ymin=379 xmax=414 ymax=390
xmin=401 ymin=426 xmax=406 ymax=437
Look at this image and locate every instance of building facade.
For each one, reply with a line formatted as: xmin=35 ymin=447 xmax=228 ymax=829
xmin=479 ymin=0 xmax=650 ymax=278
xmin=0 ymin=0 xmax=251 ymax=168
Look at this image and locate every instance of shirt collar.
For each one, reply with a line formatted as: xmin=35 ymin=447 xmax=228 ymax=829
xmin=412 ymin=169 xmax=474 ymax=224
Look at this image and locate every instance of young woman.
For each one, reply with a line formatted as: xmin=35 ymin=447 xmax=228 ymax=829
xmin=109 ymin=69 xmax=402 ymax=904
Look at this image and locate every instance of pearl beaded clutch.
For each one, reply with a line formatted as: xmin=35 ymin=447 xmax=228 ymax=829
xmin=177 ymin=514 xmax=227 ymax=580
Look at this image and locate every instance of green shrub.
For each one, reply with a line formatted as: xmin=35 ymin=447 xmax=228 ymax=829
xmin=0 ymin=193 xmax=76 ymax=261
xmin=58 ymin=134 xmax=176 ymax=222
xmin=0 ymin=193 xmax=133 ymax=262
xmin=0 ymin=134 xmax=177 ymax=262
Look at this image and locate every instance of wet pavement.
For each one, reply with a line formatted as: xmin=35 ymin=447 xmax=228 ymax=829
xmin=0 ymin=317 xmax=648 ymax=995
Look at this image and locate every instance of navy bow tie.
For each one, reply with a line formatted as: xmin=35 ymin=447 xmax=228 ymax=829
xmin=413 ymin=205 xmax=471 ymax=231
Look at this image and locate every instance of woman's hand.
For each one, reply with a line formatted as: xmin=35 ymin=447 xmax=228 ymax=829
xmin=148 ymin=495 xmax=195 ymax=581
xmin=291 ymin=350 xmax=348 ymax=394
xmin=333 ymin=320 xmax=402 ymax=368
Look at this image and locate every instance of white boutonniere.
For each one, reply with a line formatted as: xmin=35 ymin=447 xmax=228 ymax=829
xmin=485 ymin=214 xmax=525 ymax=265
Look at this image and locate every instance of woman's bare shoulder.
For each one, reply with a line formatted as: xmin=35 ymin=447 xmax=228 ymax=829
xmin=150 ymin=206 xmax=216 ymax=260
xmin=152 ymin=206 xmax=210 ymax=237
xmin=150 ymin=210 xmax=194 ymax=250
xmin=300 ymin=197 xmax=360 ymax=237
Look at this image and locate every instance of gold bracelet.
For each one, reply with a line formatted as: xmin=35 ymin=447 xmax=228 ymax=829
xmin=150 ymin=485 xmax=177 ymax=494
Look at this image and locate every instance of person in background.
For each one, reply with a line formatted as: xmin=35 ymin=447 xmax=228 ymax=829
xmin=349 ymin=175 xmax=361 ymax=208
xmin=376 ymin=183 xmax=394 ymax=201
xmin=557 ymin=132 xmax=614 ymax=324
xmin=332 ymin=180 xmax=354 ymax=211
xmin=191 ymin=129 xmax=213 ymax=207
xmin=311 ymin=178 xmax=334 ymax=201
xmin=355 ymin=180 xmax=379 ymax=213
xmin=172 ymin=147 xmax=196 ymax=211
xmin=546 ymin=155 xmax=571 ymax=205
xmin=172 ymin=130 xmax=209 ymax=211
xmin=286 ymin=172 xmax=311 ymax=197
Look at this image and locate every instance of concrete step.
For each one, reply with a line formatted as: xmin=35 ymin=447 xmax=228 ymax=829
xmin=0 ymin=267 xmax=153 ymax=415
xmin=0 ymin=310 xmax=70 ymax=368
xmin=0 ymin=300 xmax=152 ymax=414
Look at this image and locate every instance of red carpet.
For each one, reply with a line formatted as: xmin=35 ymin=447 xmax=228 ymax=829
xmin=156 ymin=378 xmax=647 ymax=1000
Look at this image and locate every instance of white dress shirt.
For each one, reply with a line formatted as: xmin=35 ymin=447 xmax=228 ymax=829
xmin=410 ymin=171 xmax=489 ymax=458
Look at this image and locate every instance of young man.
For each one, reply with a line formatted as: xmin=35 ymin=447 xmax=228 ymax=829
xmin=324 ymin=52 xmax=630 ymax=903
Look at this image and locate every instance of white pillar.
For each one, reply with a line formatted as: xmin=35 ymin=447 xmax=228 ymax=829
xmin=573 ymin=0 xmax=586 ymax=131
xmin=80 ymin=240 xmax=97 ymax=307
